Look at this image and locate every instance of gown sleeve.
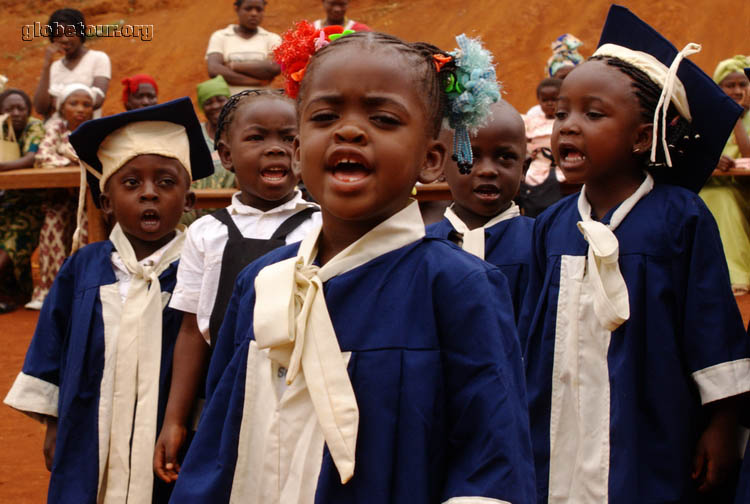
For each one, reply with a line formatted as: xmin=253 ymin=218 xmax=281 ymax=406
xmin=437 ymin=267 xmax=537 ymax=504
xmin=682 ymin=201 xmax=750 ymax=404
xmin=517 ymin=216 xmax=549 ymax=357
xmin=3 ymin=256 xmax=76 ymax=421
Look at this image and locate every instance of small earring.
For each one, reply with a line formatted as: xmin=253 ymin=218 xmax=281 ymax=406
xmin=633 ymin=147 xmax=641 ymax=154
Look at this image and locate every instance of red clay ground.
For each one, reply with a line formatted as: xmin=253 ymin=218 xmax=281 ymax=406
xmin=1 ymin=0 xmax=750 ymax=501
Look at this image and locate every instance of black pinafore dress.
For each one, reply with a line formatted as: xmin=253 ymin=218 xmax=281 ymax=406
xmin=207 ymin=206 xmax=319 ymax=346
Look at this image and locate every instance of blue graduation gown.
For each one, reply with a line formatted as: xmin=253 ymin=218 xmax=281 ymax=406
xmin=171 ymin=237 xmax=536 ymax=503
xmin=519 ymin=184 xmax=750 ymax=503
xmin=8 ymin=241 xmax=184 ymax=503
xmin=427 ymin=215 xmax=534 ymax=322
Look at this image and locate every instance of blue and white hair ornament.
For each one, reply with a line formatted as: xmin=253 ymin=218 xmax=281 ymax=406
xmin=444 ymin=34 xmax=501 ymax=174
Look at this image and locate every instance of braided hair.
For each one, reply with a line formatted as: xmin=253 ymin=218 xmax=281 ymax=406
xmin=298 ymin=32 xmax=458 ymax=139
xmin=589 ymin=55 xmax=695 ymax=168
xmin=213 ymin=88 xmax=288 ymax=147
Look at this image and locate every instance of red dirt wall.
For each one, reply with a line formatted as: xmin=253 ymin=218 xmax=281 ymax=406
xmin=1 ymin=1 xmax=748 ymax=119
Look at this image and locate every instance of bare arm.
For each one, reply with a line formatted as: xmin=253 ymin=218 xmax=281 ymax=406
xmin=206 ymin=53 xmax=270 ymax=87
xmin=91 ymin=76 xmax=110 ymax=110
xmin=0 ymin=152 xmax=36 ymax=172
xmin=733 ymin=117 xmax=750 ymax=159
xmin=227 ymin=60 xmax=280 ymax=81
xmin=33 ymin=44 xmax=62 ymax=118
xmin=44 ymin=416 xmax=57 ymax=471
xmin=692 ymin=396 xmax=741 ymax=493
xmin=154 ymin=313 xmax=209 ymax=483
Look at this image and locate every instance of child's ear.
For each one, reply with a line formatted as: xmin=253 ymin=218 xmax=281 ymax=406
xmin=99 ymin=192 xmax=113 ymax=217
xmin=183 ymin=189 xmax=196 ymax=213
xmin=633 ymin=122 xmax=654 ymax=155
xmin=291 ymin=136 xmax=302 ymax=179
xmin=418 ymin=138 xmax=446 ymax=184
xmin=217 ymin=139 xmax=234 ymax=173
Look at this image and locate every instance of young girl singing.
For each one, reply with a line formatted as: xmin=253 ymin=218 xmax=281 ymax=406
xmin=520 ymin=6 xmax=750 ymax=503
xmin=170 ymin=23 xmax=535 ymax=503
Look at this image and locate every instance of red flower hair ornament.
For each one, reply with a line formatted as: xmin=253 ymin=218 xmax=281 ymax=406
xmin=274 ymin=21 xmax=356 ymax=99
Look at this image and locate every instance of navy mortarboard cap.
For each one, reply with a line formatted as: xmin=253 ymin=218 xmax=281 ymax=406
xmin=593 ymin=5 xmax=743 ymax=192
xmin=69 ymin=97 xmax=214 ymax=208
xmin=68 ymin=97 xmax=214 ymax=251
xmin=746 ymin=68 xmax=750 ymax=79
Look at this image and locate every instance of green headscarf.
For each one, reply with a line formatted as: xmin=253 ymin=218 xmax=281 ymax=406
xmin=196 ymin=75 xmax=230 ymax=111
xmin=713 ymin=55 xmax=750 ymax=85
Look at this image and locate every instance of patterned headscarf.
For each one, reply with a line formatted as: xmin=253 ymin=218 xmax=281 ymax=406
xmin=713 ymin=55 xmax=750 ymax=85
xmin=545 ymin=34 xmax=584 ymax=77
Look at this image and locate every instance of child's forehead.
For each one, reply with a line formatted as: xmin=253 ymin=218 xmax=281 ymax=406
xmin=236 ymin=95 xmax=296 ymax=118
xmin=304 ymin=45 xmax=423 ymax=101
xmin=231 ymin=97 xmax=297 ymax=132
xmin=118 ymin=153 xmax=188 ymax=174
xmin=560 ymin=60 xmax=633 ymax=95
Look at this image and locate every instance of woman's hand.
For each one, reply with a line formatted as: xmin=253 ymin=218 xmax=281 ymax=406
xmin=43 ymin=417 xmax=58 ymax=471
xmin=153 ymin=421 xmax=187 ymax=483
xmin=43 ymin=43 xmax=63 ymax=65
xmin=716 ymin=155 xmax=735 ymax=172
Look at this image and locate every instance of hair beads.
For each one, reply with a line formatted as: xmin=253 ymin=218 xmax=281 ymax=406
xmin=444 ymin=35 xmax=502 ymax=174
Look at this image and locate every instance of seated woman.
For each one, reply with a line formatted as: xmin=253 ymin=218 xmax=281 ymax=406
xmin=33 ymin=8 xmax=110 ymax=119
xmin=26 ymin=84 xmax=94 ymax=310
xmin=0 ymin=89 xmax=46 ymax=312
xmin=122 ymin=74 xmax=158 ymax=111
xmin=181 ymin=75 xmax=236 ymax=225
xmin=205 ymin=0 xmax=281 ymax=95
xmin=699 ymin=55 xmax=750 ymax=295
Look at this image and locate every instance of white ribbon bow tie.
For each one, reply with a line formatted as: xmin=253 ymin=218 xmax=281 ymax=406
xmin=576 ymin=173 xmax=654 ymax=331
xmin=104 ymin=224 xmax=184 ymax=503
xmin=252 ymin=200 xmax=426 ymax=484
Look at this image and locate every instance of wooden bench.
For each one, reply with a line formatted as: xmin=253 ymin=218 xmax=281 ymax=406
xmin=0 ymin=168 xmax=455 ymax=242
xmin=712 ymin=168 xmax=750 ymax=177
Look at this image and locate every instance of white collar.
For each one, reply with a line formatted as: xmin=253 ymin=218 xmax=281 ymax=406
xmin=228 ymin=190 xmax=317 ymax=216
xmin=577 ymin=173 xmax=654 ymax=231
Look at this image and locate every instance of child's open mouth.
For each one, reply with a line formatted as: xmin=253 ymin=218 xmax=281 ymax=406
xmin=558 ymin=144 xmax=586 ymax=168
xmin=474 ymin=184 xmax=501 ymax=201
xmin=331 ymin=159 xmax=371 ymax=183
xmin=140 ymin=209 xmax=161 ymax=232
xmin=260 ymin=167 xmax=289 ymax=182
